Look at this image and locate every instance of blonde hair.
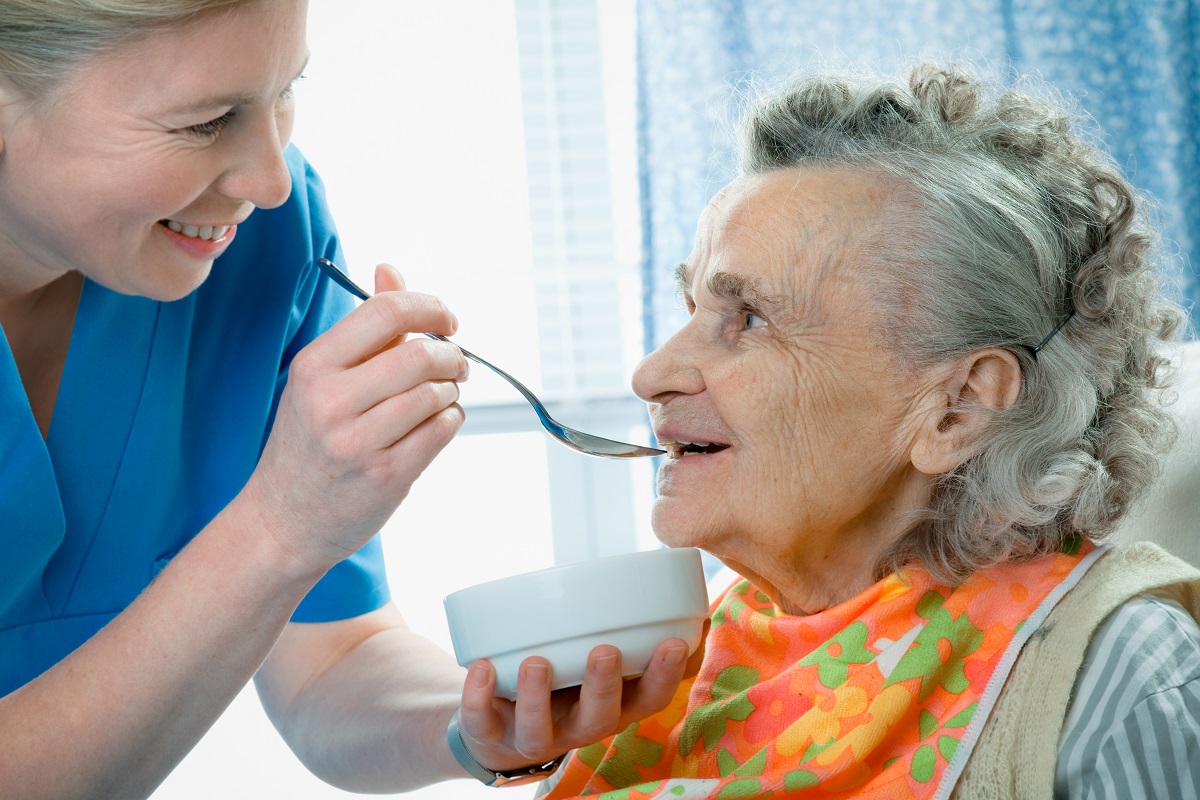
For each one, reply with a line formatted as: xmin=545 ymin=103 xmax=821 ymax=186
xmin=0 ymin=0 xmax=253 ymax=98
xmin=740 ymin=63 xmax=1183 ymax=581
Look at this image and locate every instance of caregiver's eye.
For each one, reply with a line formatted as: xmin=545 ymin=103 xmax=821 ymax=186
xmin=187 ymin=110 xmax=236 ymax=139
xmin=277 ymin=75 xmax=305 ymax=106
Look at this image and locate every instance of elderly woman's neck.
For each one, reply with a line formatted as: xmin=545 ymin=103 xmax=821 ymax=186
xmin=726 ymin=475 xmax=933 ymax=616
xmin=741 ymin=555 xmax=888 ymax=617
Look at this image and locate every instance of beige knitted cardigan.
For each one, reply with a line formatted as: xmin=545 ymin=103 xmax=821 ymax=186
xmin=952 ymin=542 xmax=1200 ymax=799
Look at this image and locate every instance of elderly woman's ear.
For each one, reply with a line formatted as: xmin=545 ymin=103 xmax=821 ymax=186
xmin=909 ymin=348 xmax=1023 ymax=475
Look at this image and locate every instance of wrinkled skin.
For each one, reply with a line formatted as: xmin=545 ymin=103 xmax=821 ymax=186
xmin=633 ymin=167 xmax=943 ymax=615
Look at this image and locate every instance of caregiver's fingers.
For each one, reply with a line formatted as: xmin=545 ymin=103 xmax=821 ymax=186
xmin=312 ymin=289 xmax=459 ymax=369
xmin=685 ymin=619 xmax=711 ymax=679
xmin=365 ymin=384 xmax=464 ymax=454
xmin=456 ymin=661 xmax=550 ymax=776
xmin=371 ymin=263 xmax=409 ymax=351
xmin=614 ymin=638 xmax=690 ymax=727
xmin=374 ymin=262 xmax=406 ymax=294
xmin=553 ymin=644 xmax=626 ymax=746
xmin=510 ymin=656 xmax=559 ymax=761
xmin=342 ymin=337 xmax=468 ymax=416
xmin=511 ymin=645 xmax=627 ymax=761
xmin=458 ymin=660 xmax=507 ymax=744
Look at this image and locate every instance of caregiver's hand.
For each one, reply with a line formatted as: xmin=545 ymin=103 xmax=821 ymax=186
xmin=457 ymin=639 xmax=694 ymax=774
xmin=242 ymin=263 xmax=467 ymax=574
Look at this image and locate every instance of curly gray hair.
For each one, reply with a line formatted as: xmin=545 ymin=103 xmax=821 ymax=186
xmin=739 ymin=63 xmax=1184 ymax=581
xmin=0 ymin=0 xmax=252 ymax=99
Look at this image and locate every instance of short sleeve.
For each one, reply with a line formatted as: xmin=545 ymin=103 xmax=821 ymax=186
xmin=292 ymin=535 xmax=391 ymax=622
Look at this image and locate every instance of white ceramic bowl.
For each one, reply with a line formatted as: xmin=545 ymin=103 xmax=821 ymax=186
xmin=444 ymin=547 xmax=709 ymax=700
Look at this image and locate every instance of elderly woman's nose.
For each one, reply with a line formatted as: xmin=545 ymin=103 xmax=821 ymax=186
xmin=632 ymin=334 xmax=702 ymax=402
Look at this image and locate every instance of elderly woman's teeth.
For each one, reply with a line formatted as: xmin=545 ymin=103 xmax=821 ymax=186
xmin=661 ymin=441 xmax=729 ymax=458
xmin=164 ymin=220 xmax=230 ymax=240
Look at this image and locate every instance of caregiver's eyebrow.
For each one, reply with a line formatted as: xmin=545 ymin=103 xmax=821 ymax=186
xmin=170 ymin=55 xmax=311 ymax=115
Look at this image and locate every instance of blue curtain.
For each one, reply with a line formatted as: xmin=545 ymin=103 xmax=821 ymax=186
xmin=636 ymin=0 xmax=1200 ymax=348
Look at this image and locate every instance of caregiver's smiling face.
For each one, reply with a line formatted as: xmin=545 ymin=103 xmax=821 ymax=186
xmin=0 ymin=0 xmax=309 ymax=302
xmin=632 ymin=167 xmax=932 ymax=613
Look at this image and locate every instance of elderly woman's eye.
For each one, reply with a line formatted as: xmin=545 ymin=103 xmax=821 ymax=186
xmin=745 ymin=311 xmax=768 ymax=330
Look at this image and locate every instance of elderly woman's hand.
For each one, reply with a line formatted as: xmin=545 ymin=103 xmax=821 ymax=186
xmin=455 ymin=637 xmax=698 ymax=778
xmin=238 ymin=263 xmax=467 ymax=577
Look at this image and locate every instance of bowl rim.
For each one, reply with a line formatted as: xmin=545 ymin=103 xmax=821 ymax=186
xmin=443 ymin=546 xmax=704 ymax=600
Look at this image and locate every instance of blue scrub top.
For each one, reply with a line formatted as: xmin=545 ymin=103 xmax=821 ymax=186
xmin=0 ymin=146 xmax=390 ymax=695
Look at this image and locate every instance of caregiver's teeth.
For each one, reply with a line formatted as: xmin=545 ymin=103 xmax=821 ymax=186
xmin=164 ymin=220 xmax=230 ymax=240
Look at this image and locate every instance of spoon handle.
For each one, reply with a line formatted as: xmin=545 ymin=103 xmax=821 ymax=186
xmin=313 ymin=257 xmax=664 ymax=459
xmin=316 ymin=259 xmax=545 ymax=412
xmin=318 ymin=257 xmax=371 ymax=301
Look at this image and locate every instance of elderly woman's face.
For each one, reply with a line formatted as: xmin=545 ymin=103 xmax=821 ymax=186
xmin=0 ymin=0 xmax=308 ymax=300
xmin=633 ymin=167 xmax=932 ymax=608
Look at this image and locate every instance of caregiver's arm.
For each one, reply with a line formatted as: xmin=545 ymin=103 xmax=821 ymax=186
xmin=256 ymin=603 xmax=691 ymax=793
xmin=0 ymin=502 xmax=340 ymax=800
xmin=0 ymin=269 xmax=467 ymax=800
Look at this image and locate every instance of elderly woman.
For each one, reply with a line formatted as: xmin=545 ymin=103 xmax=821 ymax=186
xmin=536 ymin=64 xmax=1200 ymax=799
xmin=0 ymin=1 xmax=689 ymax=797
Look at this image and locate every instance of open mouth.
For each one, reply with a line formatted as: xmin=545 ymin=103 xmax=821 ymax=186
xmin=658 ymin=440 xmax=731 ymax=459
xmin=159 ymin=219 xmax=231 ymax=241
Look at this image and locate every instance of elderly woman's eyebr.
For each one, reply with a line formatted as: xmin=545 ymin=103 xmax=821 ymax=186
xmin=541 ymin=62 xmax=1200 ymax=800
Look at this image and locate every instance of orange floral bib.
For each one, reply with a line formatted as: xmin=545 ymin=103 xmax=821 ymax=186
xmin=542 ymin=541 xmax=1102 ymax=799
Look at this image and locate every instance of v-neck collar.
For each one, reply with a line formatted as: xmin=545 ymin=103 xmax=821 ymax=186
xmin=38 ymin=279 xmax=161 ymax=614
xmin=0 ymin=316 xmax=63 ymax=621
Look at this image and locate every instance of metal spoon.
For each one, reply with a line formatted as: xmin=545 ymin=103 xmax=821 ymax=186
xmin=315 ymin=258 xmax=665 ymax=459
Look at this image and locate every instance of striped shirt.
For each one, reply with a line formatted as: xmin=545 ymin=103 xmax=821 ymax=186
xmin=1055 ymin=594 xmax=1200 ymax=798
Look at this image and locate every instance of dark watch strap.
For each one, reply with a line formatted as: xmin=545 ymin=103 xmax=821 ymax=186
xmin=446 ymin=710 xmax=566 ymax=787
